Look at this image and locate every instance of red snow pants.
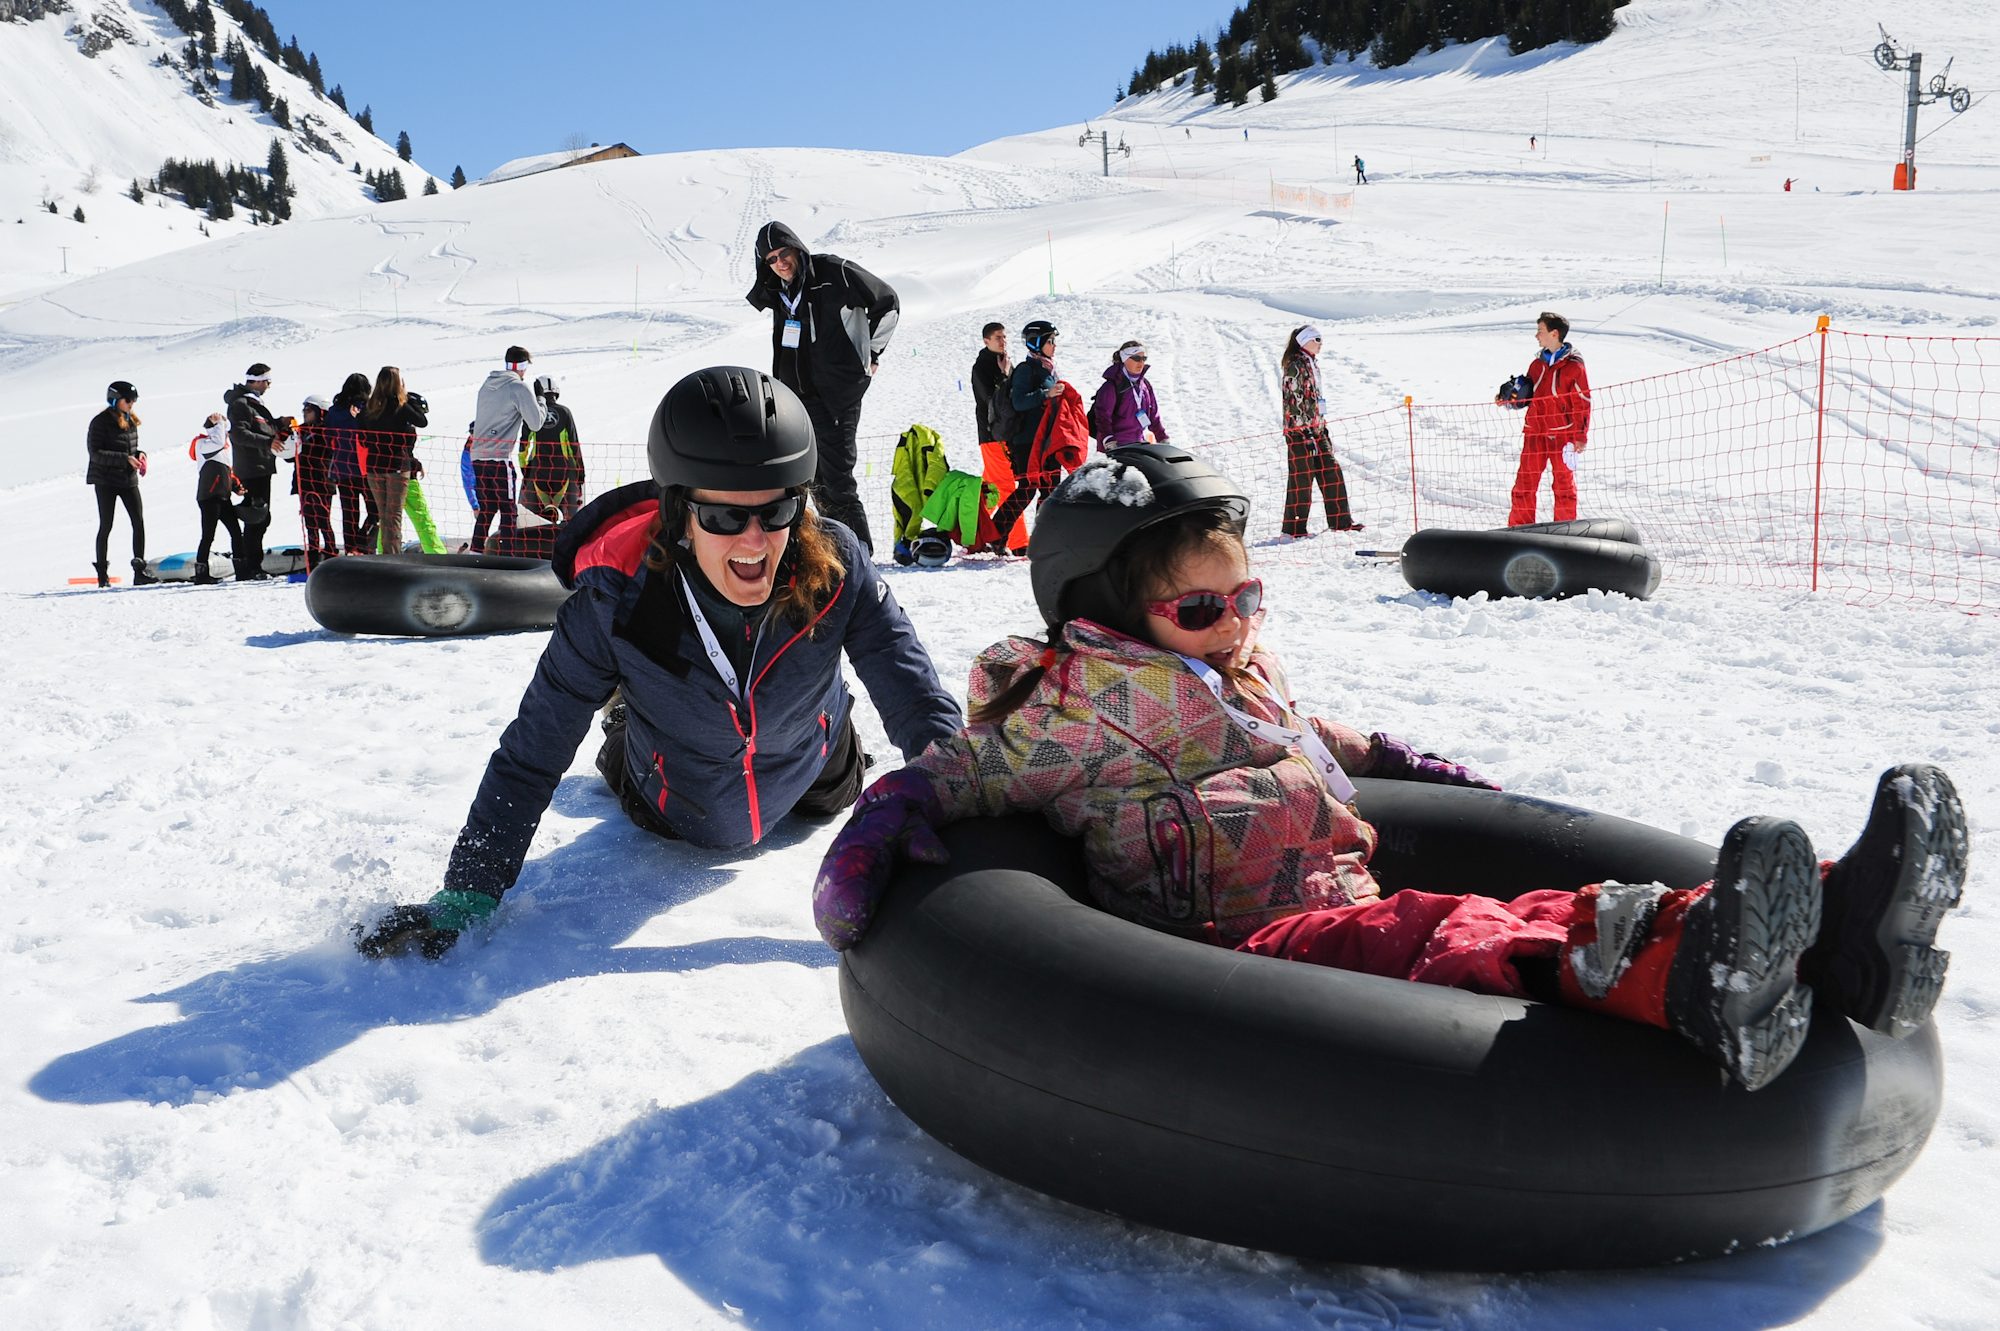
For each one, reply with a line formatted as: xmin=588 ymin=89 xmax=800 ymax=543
xmin=1235 ymin=885 xmax=1711 ymax=1029
xmin=1508 ymin=434 xmax=1577 ymax=526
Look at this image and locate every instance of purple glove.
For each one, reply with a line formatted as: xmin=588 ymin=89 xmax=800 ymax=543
xmin=1366 ymin=732 xmax=1500 ymax=790
xmin=812 ymin=768 xmax=950 ymax=951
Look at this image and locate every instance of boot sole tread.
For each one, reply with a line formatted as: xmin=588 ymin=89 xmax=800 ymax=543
xmin=1829 ymin=766 xmax=1968 ymax=1035
xmin=1674 ymin=818 xmax=1821 ymax=1091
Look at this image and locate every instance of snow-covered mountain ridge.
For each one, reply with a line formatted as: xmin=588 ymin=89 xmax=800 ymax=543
xmin=0 ymin=0 xmax=435 ymax=298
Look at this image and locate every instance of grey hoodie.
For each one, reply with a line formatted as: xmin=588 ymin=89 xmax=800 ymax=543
xmin=469 ymin=368 xmax=546 ymax=461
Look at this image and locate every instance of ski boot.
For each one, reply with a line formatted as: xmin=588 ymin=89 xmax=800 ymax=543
xmin=1665 ymin=816 xmax=1821 ymax=1091
xmin=1806 ymin=764 xmax=1968 ymax=1037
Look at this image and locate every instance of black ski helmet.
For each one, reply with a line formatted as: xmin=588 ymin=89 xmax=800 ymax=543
xmin=648 ymin=366 xmax=816 ymax=492
xmin=1021 ymin=319 xmax=1059 ymax=353
xmin=106 ymin=380 xmax=138 ymax=404
xmin=1028 ymin=446 xmax=1249 ymax=631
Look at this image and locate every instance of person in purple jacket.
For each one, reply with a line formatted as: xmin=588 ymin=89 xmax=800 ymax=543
xmin=1089 ymin=340 xmax=1168 ymax=450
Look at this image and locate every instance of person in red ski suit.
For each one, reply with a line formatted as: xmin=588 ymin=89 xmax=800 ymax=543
xmin=812 ymin=448 xmax=1969 ymax=1093
xmin=1501 ymin=311 xmax=1591 ymax=526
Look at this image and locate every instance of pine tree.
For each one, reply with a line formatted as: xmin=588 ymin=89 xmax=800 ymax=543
xmin=307 ymin=52 xmax=324 ymax=93
xmin=272 ymin=95 xmax=290 ymax=129
xmin=357 ymin=104 xmax=374 ymax=134
xmin=329 ymin=83 xmax=347 ymax=112
xmin=73 ymin=205 xmax=87 ymax=223
xmin=1260 ymin=62 xmax=1279 ymax=102
xmin=128 ymin=178 xmax=144 ymax=203
xmin=423 ymin=176 xmax=439 ymax=196
xmin=396 ymin=130 xmax=412 ymax=162
xmin=450 ymin=164 xmax=467 ymax=189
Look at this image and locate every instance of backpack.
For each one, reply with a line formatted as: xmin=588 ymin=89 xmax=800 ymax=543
xmin=985 ymin=366 xmax=1020 ymax=444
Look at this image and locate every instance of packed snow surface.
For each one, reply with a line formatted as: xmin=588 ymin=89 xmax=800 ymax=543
xmin=3 ymin=3 xmax=1996 ymax=1327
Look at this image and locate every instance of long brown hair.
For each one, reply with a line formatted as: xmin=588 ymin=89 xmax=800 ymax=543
xmin=1282 ymin=325 xmax=1315 ymax=370
xmin=969 ymin=503 xmax=1250 ymax=725
xmin=364 ymin=366 xmax=406 ymax=420
xmin=643 ymin=487 xmax=846 ymax=630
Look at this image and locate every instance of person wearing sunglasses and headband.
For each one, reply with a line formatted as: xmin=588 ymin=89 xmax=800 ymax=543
xmin=356 ymin=367 xmax=960 ymax=961
xmin=1089 ymin=339 xmax=1170 ymax=448
xmin=746 ymin=220 xmax=900 ymax=552
xmin=809 ymin=446 xmax=1970 ymax=1096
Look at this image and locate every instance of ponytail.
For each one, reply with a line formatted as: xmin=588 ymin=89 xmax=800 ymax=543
xmin=968 ymin=639 xmax=1063 ymax=725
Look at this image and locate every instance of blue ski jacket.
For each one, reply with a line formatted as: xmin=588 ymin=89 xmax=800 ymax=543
xmin=443 ymin=481 xmax=961 ymax=899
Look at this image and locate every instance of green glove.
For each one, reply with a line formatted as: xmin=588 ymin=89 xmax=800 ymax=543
xmin=353 ymin=889 xmax=498 ymax=960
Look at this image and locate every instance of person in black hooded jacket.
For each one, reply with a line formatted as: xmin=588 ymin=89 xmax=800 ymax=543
xmin=224 ymin=361 xmax=288 ymax=579
xmin=746 ymin=220 xmax=899 ymax=552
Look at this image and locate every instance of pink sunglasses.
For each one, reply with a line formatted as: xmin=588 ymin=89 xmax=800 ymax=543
xmin=1146 ymin=578 xmax=1263 ymax=631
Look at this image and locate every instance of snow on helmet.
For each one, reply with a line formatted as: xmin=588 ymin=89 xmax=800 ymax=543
xmin=648 ymin=366 xmax=816 ymax=493
xmin=1028 ymin=446 xmax=1249 ymax=632
xmin=106 ymin=380 xmax=138 ymax=404
xmin=1021 ymin=319 xmax=1059 ymax=353
xmin=912 ymin=531 xmax=952 ymax=568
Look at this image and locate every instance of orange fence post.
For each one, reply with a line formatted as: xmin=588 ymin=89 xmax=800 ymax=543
xmin=1811 ymin=315 xmax=1831 ymax=592
xmin=1404 ymin=395 xmax=1419 ymax=532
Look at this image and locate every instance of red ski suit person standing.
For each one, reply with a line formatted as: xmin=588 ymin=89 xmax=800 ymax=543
xmin=1503 ymin=311 xmax=1591 ymax=526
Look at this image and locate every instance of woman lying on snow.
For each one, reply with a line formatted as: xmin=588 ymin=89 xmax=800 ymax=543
xmin=356 ymin=368 xmax=961 ymax=961
xmin=813 ymin=447 xmax=1969 ymax=1091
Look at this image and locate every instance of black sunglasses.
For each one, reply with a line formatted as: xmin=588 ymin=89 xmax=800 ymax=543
xmin=688 ymin=494 xmax=805 ymax=536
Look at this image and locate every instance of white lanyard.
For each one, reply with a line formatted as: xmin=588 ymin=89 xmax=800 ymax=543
xmin=680 ymin=570 xmax=745 ymax=700
xmin=1179 ymin=656 xmax=1357 ymax=804
xmin=778 ymin=287 xmax=803 ymax=318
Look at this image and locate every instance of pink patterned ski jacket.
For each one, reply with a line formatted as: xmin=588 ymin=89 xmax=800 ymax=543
xmin=907 ymin=619 xmax=1384 ymax=944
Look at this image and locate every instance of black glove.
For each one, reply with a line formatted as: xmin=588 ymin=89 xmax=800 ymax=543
xmin=354 ymin=904 xmax=458 ymax=959
xmin=353 ymin=890 xmax=497 ymax=960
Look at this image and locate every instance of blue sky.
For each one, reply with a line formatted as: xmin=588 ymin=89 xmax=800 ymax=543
xmin=279 ymin=0 xmax=1234 ymax=179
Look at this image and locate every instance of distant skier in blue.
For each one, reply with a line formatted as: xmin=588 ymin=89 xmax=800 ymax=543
xmin=1354 ymin=155 xmax=1367 ymax=185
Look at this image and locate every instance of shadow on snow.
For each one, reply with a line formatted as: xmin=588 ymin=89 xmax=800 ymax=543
xmin=476 ymin=1036 xmax=1884 ymax=1331
xmin=29 ymin=775 xmax=834 ymax=1108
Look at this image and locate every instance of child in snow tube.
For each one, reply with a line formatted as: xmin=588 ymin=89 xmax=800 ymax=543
xmin=814 ymin=446 xmax=1969 ymax=1091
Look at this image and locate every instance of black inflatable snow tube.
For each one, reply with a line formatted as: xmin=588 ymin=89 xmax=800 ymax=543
xmin=840 ymin=779 xmax=1943 ymax=1271
xmin=1511 ymin=517 xmax=1646 ymax=546
xmin=304 ymin=553 xmax=571 ymax=636
xmin=1400 ymin=525 xmax=1662 ymax=600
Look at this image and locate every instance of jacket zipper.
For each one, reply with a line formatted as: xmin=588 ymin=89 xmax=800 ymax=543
xmin=730 ymin=579 xmax=846 ymax=843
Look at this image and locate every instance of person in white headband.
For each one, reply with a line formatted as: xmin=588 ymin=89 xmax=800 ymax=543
xmin=1279 ymin=323 xmax=1363 ymax=535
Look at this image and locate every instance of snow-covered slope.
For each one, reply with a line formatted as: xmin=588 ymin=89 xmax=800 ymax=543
xmin=2 ymin=2 xmax=1997 ymax=1328
xmin=0 ymin=0 xmax=436 ymax=300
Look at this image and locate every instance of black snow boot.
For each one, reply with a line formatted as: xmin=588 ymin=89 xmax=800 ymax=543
xmin=1805 ymin=764 xmax=1968 ymax=1037
xmin=1665 ymin=816 xmax=1821 ymax=1091
xmin=131 ymin=558 xmax=160 ymax=586
xmin=192 ymin=559 xmax=220 ymax=585
xmin=93 ymin=561 xmax=110 ymax=588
